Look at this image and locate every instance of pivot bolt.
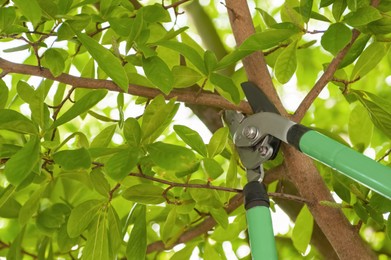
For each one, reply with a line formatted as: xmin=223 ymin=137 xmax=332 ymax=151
xmin=243 ymin=126 xmax=258 ymax=140
xmin=258 ymin=146 xmax=269 ymax=156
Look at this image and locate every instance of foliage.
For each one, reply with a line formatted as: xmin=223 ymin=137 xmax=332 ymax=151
xmin=0 ymin=0 xmax=390 ymax=259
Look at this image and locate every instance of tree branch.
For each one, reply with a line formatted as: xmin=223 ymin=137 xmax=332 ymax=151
xmin=225 ymin=0 xmax=287 ymax=116
xmin=293 ymin=0 xmax=381 ymax=122
xmin=225 ymin=1 xmax=377 ymax=259
xmin=0 ymin=58 xmax=251 ymax=114
xmin=292 ymin=30 xmax=360 ymax=122
xmin=146 ymin=165 xmax=287 ymax=253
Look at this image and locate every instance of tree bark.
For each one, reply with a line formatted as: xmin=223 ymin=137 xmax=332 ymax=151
xmin=225 ymin=0 xmax=376 ymax=259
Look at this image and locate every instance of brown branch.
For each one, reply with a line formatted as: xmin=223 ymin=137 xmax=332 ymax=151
xmin=163 ymin=0 xmax=190 ymax=9
xmin=292 ymin=29 xmax=361 ymax=122
xmin=293 ymin=0 xmax=381 ymax=122
xmin=0 ymin=241 xmax=37 ymax=259
xmin=378 ymin=149 xmax=391 ymax=162
xmin=0 ymin=58 xmax=252 ymax=114
xmin=146 ymin=193 xmax=244 ymax=253
xmin=109 ymin=183 xmax=121 ymax=201
xmin=146 ymin=166 xmax=288 ymax=253
xmin=128 ymin=172 xmax=243 ymax=193
xmin=225 ymin=0 xmax=287 ymax=116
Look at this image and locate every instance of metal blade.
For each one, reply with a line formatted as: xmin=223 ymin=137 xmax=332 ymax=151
xmin=241 ymin=82 xmax=279 ymax=114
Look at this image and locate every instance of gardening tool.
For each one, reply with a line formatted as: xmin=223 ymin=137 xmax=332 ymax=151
xmin=224 ymin=82 xmax=391 ymax=260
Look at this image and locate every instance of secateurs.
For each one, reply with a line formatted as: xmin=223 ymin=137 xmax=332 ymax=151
xmin=224 ymin=81 xmax=391 ymax=260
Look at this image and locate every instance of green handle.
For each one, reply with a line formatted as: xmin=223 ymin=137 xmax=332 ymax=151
xmin=246 ymin=206 xmax=278 ymax=260
xmin=299 ymin=130 xmax=391 ymax=199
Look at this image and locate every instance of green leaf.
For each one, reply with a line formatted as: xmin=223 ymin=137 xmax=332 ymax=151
xmin=353 ymin=201 xmax=369 ymax=223
xmin=0 ymin=193 xmax=21 ymax=218
xmin=351 ymin=42 xmax=387 ymax=80
xmin=123 ymin=118 xmax=141 ymax=147
xmin=127 ymin=10 xmax=144 ymax=49
xmin=53 ymin=148 xmax=91 ymax=171
xmin=256 ymin=8 xmax=277 ymax=27
xmin=172 ymin=66 xmax=203 ymax=88
xmin=275 ymin=40 xmax=298 ymax=84
xmin=320 ymin=0 xmax=334 ymax=8
xmin=143 ymin=3 xmax=170 ymax=23
xmin=369 ymin=193 xmax=391 ymax=213
xmin=201 ymin=158 xmax=224 ymax=179
xmin=13 ymin=0 xmax=42 ymax=25
xmin=36 ymin=203 xmax=70 ymax=232
xmin=157 ymin=41 xmax=206 ymax=74
xmin=208 ymin=127 xmax=229 ymax=158
xmin=300 ymin=0 xmax=313 ymax=23
xmin=5 ymin=136 xmax=40 ymax=186
xmin=109 ymin=17 xmax=132 ymax=37
xmin=126 ymin=205 xmax=147 ymax=259
xmin=321 ymin=23 xmax=352 ymax=55
xmin=76 ymin=32 xmax=129 ymax=91
xmin=91 ymin=124 xmax=116 ymax=148
xmin=0 ymin=109 xmax=38 ymax=134
xmin=90 ymin=169 xmax=110 ymax=197
xmin=44 ymin=48 xmax=66 ymax=77
xmin=332 ymin=0 xmax=347 ymax=22
xmin=210 ymin=73 xmax=240 ymax=104
xmin=226 ymin=156 xmax=238 ymax=188
xmin=6 ymin=227 xmax=25 ymax=260
xmin=147 ymin=142 xmax=198 ymax=172
xmin=0 ymin=79 xmax=8 ymax=109
xmin=239 ymin=29 xmax=299 ymax=51
xmin=215 ymin=50 xmax=252 ymax=71
xmin=210 ymin=207 xmax=229 ymax=229
xmin=122 ymin=184 xmax=165 ymax=204
xmin=387 ymin=216 xmax=391 ymax=240
xmin=339 ymin=34 xmax=370 ymax=69
xmin=67 ymin=199 xmax=102 ymax=238
xmin=171 ymin=244 xmax=197 ymax=260
xmin=51 ymin=89 xmax=107 ymax=129
xmin=343 ymin=6 xmax=382 ymax=27
xmin=141 ymin=96 xmax=179 ymax=144
xmin=161 ymin=207 xmax=178 ymax=243
xmin=107 ymin=206 xmax=122 ymax=256
xmin=173 ymin=125 xmax=207 ymax=157
xmin=292 ymin=205 xmax=313 ymax=254
xmin=83 ymin=212 xmax=110 ymax=260
xmin=105 ymin=148 xmax=139 ymax=181
xmin=142 ymin=56 xmax=173 ymax=94
xmin=19 ymin=184 xmax=46 ymax=226
xmin=0 ymin=7 xmax=16 ymax=33
xmin=348 ymin=104 xmax=373 ymax=151
xmin=351 ymin=91 xmax=391 ymax=139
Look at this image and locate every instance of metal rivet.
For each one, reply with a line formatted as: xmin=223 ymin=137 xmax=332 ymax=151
xmin=243 ymin=126 xmax=258 ymax=139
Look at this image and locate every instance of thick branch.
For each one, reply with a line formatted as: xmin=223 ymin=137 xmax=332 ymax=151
xmin=0 ymin=58 xmax=251 ymax=114
xmin=225 ymin=1 xmax=376 ymax=259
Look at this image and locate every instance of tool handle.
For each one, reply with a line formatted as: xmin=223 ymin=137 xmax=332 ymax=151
xmin=244 ymin=182 xmax=278 ymax=260
xmin=288 ymin=126 xmax=391 ymax=199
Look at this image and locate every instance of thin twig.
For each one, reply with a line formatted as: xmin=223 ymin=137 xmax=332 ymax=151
xmin=378 ymin=149 xmax=391 ymax=162
xmin=128 ymin=172 xmax=243 ymax=193
xmin=109 ymin=183 xmax=121 ymax=201
xmin=293 ymin=0 xmax=381 ymax=122
xmin=163 ymin=0 xmax=191 ymax=9
xmin=292 ymin=29 xmax=361 ymax=122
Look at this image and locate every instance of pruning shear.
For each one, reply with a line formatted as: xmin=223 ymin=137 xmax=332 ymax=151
xmin=224 ymin=82 xmax=391 ymax=260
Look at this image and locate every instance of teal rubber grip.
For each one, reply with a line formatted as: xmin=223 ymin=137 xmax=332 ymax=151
xmin=299 ymin=130 xmax=391 ymax=199
xmin=246 ymin=206 xmax=278 ymax=260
